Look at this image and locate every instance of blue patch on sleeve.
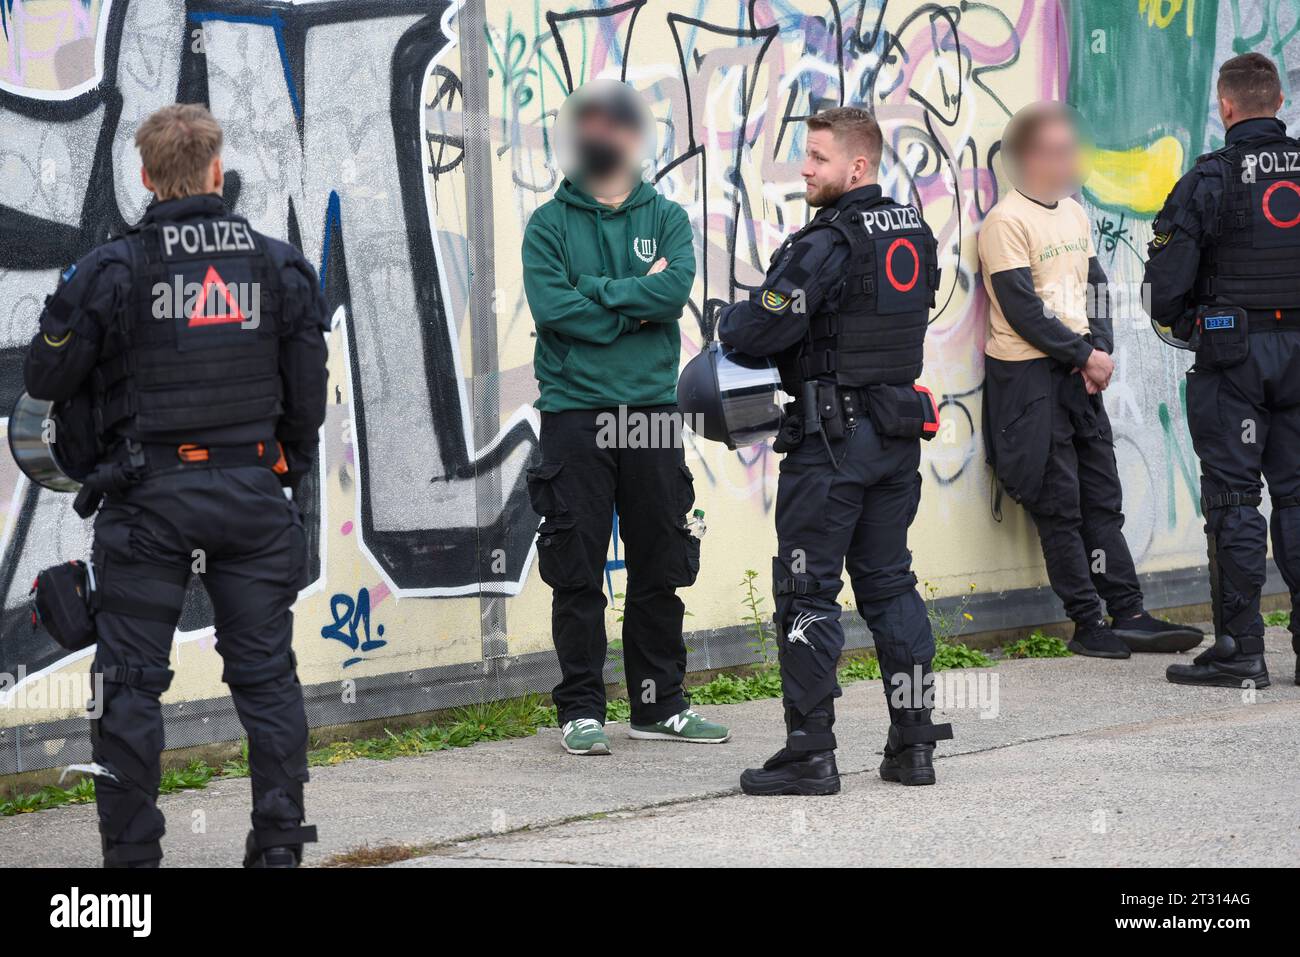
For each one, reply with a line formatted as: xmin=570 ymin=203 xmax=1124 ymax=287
xmin=60 ymin=263 xmax=77 ymax=283
xmin=1203 ymin=314 xmax=1236 ymax=331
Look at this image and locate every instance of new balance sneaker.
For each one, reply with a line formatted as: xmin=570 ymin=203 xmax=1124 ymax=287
xmin=561 ymin=718 xmax=611 ymax=755
xmin=1110 ymin=611 xmax=1204 ymax=653
xmin=1068 ymin=618 xmax=1131 ymax=659
xmin=628 ymin=708 xmax=731 ymax=743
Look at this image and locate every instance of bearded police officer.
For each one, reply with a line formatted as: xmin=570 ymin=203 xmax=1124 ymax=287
xmin=23 ymin=104 xmax=329 ymax=866
xmin=1144 ymin=53 xmax=1300 ymax=688
xmin=719 ymin=107 xmax=949 ymax=795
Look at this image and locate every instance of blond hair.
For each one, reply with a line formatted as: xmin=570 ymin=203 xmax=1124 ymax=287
xmin=135 ymin=104 xmax=223 ymax=200
xmin=806 ymin=106 xmax=883 ymax=169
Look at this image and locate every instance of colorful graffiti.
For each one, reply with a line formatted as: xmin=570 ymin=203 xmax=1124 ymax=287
xmin=1 ymin=0 xmax=1295 ymax=745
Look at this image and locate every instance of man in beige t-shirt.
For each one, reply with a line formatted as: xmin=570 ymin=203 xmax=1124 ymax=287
xmin=978 ymin=103 xmax=1203 ymax=659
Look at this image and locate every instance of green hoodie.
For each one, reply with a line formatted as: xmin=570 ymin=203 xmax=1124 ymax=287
xmin=522 ymin=178 xmax=696 ymax=412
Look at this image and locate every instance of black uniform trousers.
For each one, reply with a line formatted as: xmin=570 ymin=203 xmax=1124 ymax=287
xmin=89 ymin=465 xmax=310 ymax=866
xmin=526 ymin=407 xmax=700 ymax=727
xmin=1186 ymin=330 xmax=1300 ymax=650
xmin=773 ymin=417 xmax=933 ymax=720
xmin=985 ymin=356 xmax=1144 ymax=625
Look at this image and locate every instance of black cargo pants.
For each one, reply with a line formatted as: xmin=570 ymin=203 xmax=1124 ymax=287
xmin=89 ymin=465 xmax=313 ymax=866
xmin=773 ymin=415 xmax=933 ymax=723
xmin=1186 ymin=329 xmax=1300 ymax=651
xmin=985 ymin=356 xmax=1144 ymax=625
xmin=526 ymin=407 xmax=701 ymax=727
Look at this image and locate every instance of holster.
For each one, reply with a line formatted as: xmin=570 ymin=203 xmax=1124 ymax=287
xmin=74 ymin=440 xmax=148 ymax=519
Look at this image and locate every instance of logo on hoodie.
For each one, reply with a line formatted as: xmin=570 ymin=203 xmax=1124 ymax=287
xmin=633 ymin=236 xmax=657 ymax=263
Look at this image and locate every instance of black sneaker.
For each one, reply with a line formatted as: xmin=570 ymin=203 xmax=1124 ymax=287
xmin=1166 ymin=634 xmax=1269 ymax=688
xmin=740 ymin=748 xmax=841 ymax=796
xmin=1109 ymin=611 xmax=1204 ymax=653
xmin=1067 ymin=618 xmax=1131 ymax=659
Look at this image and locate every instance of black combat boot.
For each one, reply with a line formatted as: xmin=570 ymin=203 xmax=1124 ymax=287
xmin=740 ymin=704 xmax=840 ymax=796
xmin=879 ymin=708 xmax=952 ymax=786
xmin=1166 ymin=633 xmax=1269 ymax=688
xmin=243 ymin=831 xmax=306 ymax=868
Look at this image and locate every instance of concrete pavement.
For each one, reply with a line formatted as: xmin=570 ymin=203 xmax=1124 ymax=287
xmin=2 ymin=625 xmax=1296 ymax=867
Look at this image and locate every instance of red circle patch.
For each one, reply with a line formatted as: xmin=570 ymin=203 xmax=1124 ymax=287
xmin=885 ymin=237 xmax=919 ymax=292
xmin=1261 ymin=180 xmax=1300 ymax=229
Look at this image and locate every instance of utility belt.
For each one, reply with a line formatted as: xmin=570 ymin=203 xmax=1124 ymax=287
xmin=73 ymin=438 xmax=288 ymax=519
xmin=1188 ymin=305 xmax=1300 ymax=372
xmin=773 ymin=380 xmax=940 ymax=454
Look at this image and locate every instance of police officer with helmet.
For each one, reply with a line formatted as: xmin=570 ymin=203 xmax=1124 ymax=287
xmin=22 ymin=104 xmax=330 ymax=866
xmin=716 ymin=106 xmax=948 ymax=795
xmin=1144 ymin=52 xmax=1300 ymax=689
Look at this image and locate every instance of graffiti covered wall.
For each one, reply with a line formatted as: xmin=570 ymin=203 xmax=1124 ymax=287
xmin=1 ymin=0 xmax=1295 ymax=767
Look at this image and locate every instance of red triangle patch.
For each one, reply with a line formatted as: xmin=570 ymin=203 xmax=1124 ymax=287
xmin=187 ymin=265 xmax=247 ymax=327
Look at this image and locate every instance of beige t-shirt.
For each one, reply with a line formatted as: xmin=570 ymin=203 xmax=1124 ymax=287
xmin=978 ymin=190 xmax=1093 ymax=361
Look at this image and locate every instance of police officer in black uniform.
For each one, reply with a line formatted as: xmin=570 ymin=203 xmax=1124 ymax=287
xmin=1144 ymin=53 xmax=1300 ymax=689
xmin=719 ymin=107 xmax=949 ymax=795
xmin=23 ymin=104 xmax=330 ymax=866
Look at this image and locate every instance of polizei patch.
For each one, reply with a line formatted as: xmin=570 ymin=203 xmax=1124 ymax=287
xmin=160 ymin=219 xmax=257 ymax=259
xmin=1241 ymin=150 xmax=1300 ymax=183
xmin=858 ymin=204 xmax=922 ymax=236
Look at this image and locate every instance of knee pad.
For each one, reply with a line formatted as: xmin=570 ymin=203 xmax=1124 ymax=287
xmin=91 ymin=663 xmax=174 ymax=866
xmin=1202 ymin=489 xmax=1265 ymax=636
xmin=859 ymin=589 xmax=935 ymax=676
xmin=772 ymin=556 xmax=844 ymax=715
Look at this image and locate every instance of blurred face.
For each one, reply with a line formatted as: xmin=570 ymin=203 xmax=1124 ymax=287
xmin=1020 ymin=117 xmax=1083 ymax=201
xmin=801 ymin=128 xmax=869 ymax=207
xmin=575 ymin=110 xmax=642 ymax=187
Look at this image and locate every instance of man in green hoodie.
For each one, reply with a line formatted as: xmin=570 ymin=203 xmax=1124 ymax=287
xmin=522 ymin=81 xmax=730 ymax=755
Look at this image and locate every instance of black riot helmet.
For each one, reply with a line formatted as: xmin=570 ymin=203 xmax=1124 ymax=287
xmin=677 ymin=342 xmax=785 ymax=450
xmin=7 ymin=391 xmax=98 ymax=492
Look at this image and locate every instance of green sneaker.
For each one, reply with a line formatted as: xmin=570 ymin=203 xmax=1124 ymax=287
xmin=561 ymin=718 xmax=611 ymax=756
xmin=628 ymin=708 xmax=731 ymax=744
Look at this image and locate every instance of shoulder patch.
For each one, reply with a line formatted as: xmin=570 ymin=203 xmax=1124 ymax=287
xmin=60 ymin=263 xmax=77 ymax=284
xmin=1151 ymin=231 xmax=1172 ymax=248
xmin=760 ymin=289 xmax=791 ymax=313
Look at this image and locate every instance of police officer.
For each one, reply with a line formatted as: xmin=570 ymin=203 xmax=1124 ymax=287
xmin=719 ymin=107 xmax=949 ymax=795
xmin=23 ymin=104 xmax=330 ymax=866
xmin=1144 ymin=53 xmax=1300 ymax=689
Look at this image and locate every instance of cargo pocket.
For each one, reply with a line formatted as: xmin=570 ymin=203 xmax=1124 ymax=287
xmin=668 ymin=464 xmax=701 ymax=588
xmin=526 ymin=462 xmax=584 ymax=589
xmin=535 ymin=518 xmax=586 ymax=589
xmin=994 ymin=395 xmax=1050 ymax=506
xmin=675 ymin=463 xmax=697 ymax=514
xmin=668 ymin=526 xmax=702 ymax=589
xmin=525 ymin=462 xmax=567 ymax=519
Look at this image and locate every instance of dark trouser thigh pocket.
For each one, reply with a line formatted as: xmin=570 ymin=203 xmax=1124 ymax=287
xmin=667 ymin=527 xmax=701 ymax=588
xmin=536 ymin=519 xmax=587 ymax=589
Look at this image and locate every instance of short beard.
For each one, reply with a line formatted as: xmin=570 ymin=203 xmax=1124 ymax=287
xmin=807 ymin=182 xmax=847 ymax=208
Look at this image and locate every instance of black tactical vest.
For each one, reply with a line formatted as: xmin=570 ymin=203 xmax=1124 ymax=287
xmin=795 ymin=194 xmax=939 ymax=387
xmin=92 ymin=213 xmax=284 ymax=443
xmin=1195 ymin=131 xmax=1300 ymax=310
